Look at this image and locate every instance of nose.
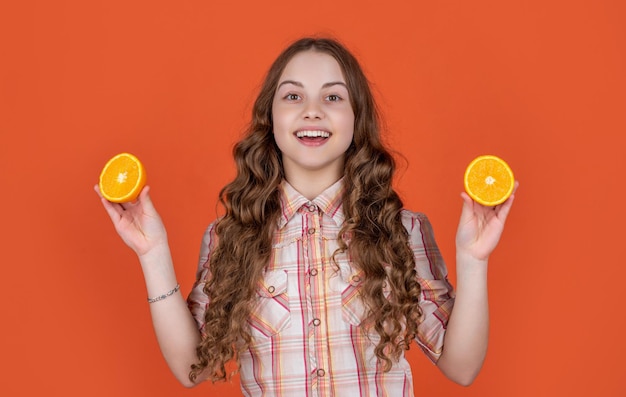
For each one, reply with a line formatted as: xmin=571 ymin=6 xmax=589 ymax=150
xmin=303 ymin=101 xmax=324 ymax=120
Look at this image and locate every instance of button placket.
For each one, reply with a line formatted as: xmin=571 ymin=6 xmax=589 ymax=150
xmin=305 ymin=205 xmax=330 ymax=391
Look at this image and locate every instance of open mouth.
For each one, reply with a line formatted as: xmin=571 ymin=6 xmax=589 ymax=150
xmin=295 ymin=130 xmax=331 ymax=142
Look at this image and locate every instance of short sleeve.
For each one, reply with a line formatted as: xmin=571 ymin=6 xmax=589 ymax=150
xmin=402 ymin=210 xmax=456 ymax=363
xmin=186 ymin=222 xmax=218 ymax=336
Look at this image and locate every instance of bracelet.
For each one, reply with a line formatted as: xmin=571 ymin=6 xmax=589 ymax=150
xmin=147 ymin=283 xmax=180 ymax=304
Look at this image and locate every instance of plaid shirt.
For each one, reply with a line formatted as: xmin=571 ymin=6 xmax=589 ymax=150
xmin=188 ymin=179 xmax=455 ymax=396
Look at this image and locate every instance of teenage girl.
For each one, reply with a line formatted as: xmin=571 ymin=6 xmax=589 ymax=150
xmin=96 ymin=37 xmax=518 ymax=396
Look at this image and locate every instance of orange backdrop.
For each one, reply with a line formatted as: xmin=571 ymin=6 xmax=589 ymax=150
xmin=1 ymin=0 xmax=625 ymax=396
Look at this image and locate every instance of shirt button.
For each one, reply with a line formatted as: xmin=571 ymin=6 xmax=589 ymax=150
xmin=307 ymin=228 xmax=315 ymax=235
xmin=316 ymin=368 xmax=325 ymax=377
xmin=309 ymin=204 xmax=317 ymax=212
xmin=267 ymin=286 xmax=275 ymax=294
xmin=310 ymin=268 xmax=318 ymax=276
xmin=351 ymin=275 xmax=361 ymax=283
xmin=312 ymin=318 xmax=321 ymax=326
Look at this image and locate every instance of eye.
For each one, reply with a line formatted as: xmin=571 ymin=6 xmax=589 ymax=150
xmin=326 ymin=94 xmax=342 ymax=102
xmin=284 ymin=93 xmax=301 ymax=101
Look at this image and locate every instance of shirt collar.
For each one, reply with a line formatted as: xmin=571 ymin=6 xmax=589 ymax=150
xmin=278 ymin=178 xmax=346 ymax=229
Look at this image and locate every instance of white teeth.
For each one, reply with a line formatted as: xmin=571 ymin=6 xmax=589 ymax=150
xmin=296 ymin=130 xmax=330 ymax=138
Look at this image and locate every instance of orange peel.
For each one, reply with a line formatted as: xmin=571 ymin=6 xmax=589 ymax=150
xmin=99 ymin=153 xmax=147 ymax=203
xmin=464 ymin=155 xmax=514 ymax=206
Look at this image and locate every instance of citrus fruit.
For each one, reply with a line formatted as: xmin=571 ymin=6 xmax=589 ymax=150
xmin=464 ymin=155 xmax=514 ymax=206
xmin=99 ymin=153 xmax=146 ymax=203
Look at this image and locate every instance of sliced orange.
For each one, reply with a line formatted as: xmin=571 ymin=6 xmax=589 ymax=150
xmin=99 ymin=153 xmax=146 ymax=203
xmin=464 ymin=155 xmax=514 ymax=206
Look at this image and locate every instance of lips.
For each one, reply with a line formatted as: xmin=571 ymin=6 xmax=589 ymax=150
xmin=295 ymin=130 xmax=331 ymax=139
xmin=292 ymin=129 xmax=331 ymax=146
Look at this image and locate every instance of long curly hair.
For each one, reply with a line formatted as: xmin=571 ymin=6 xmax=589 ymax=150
xmin=189 ymin=37 xmax=422 ymax=382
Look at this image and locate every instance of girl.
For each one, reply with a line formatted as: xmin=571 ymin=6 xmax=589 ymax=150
xmin=96 ymin=37 xmax=518 ymax=396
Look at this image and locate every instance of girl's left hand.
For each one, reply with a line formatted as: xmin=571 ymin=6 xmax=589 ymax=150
xmin=455 ymin=182 xmax=519 ymax=261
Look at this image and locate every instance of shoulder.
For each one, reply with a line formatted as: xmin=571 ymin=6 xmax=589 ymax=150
xmin=400 ymin=209 xmax=441 ymax=248
xmin=400 ymin=209 xmax=432 ymax=233
xmin=201 ymin=219 xmax=220 ymax=245
xmin=197 ymin=219 xmax=222 ymax=268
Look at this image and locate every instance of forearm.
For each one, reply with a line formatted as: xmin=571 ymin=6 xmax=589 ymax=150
xmin=436 ymin=253 xmax=489 ymax=386
xmin=139 ymin=245 xmax=204 ymax=387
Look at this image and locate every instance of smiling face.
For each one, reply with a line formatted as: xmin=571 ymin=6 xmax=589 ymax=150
xmin=272 ymin=50 xmax=355 ymax=189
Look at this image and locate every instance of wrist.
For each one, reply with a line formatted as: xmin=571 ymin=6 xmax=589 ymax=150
xmin=138 ymin=244 xmax=179 ymax=297
xmin=139 ymin=240 xmax=170 ymax=258
xmin=456 ymin=247 xmax=489 ymax=264
xmin=456 ymin=251 xmax=489 ymax=277
xmin=147 ymin=283 xmax=180 ymax=303
xmin=138 ymin=243 xmax=173 ymax=271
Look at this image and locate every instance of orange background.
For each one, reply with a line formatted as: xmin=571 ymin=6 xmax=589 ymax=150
xmin=1 ymin=1 xmax=625 ymax=396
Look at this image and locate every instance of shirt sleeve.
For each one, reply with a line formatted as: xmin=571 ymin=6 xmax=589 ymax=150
xmin=402 ymin=211 xmax=456 ymax=363
xmin=186 ymin=222 xmax=218 ymax=336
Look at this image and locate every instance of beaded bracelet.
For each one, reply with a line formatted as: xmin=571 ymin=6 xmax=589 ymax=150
xmin=147 ymin=283 xmax=180 ymax=304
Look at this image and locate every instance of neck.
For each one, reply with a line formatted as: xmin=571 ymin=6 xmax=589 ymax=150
xmin=284 ymin=169 xmax=342 ymax=200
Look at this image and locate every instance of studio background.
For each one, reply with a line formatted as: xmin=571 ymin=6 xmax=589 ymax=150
xmin=1 ymin=1 xmax=624 ymax=396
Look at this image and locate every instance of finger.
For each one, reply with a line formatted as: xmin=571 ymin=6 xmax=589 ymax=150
xmin=461 ymin=191 xmax=493 ymax=216
xmin=94 ymin=184 xmax=104 ymax=199
xmin=94 ymin=184 xmax=126 ymax=220
xmin=139 ymin=185 xmax=150 ymax=199
xmin=99 ymin=196 xmax=125 ymax=223
xmin=117 ymin=186 xmax=156 ymax=217
xmin=136 ymin=185 xmax=156 ymax=213
xmin=513 ymin=180 xmax=520 ymax=192
xmin=459 ymin=192 xmax=478 ymax=224
xmin=495 ymin=193 xmax=516 ymax=223
xmin=460 ymin=191 xmax=473 ymax=205
xmin=472 ymin=180 xmax=519 ymax=218
xmin=499 ymin=181 xmax=519 ymax=211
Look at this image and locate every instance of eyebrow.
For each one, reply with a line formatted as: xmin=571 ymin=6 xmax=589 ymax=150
xmin=277 ymin=80 xmax=348 ymax=89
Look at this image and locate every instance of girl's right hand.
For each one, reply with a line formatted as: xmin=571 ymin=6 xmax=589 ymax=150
xmin=94 ymin=185 xmax=168 ymax=257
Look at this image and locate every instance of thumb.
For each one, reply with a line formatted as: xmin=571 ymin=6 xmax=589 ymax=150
xmin=136 ymin=185 xmax=156 ymax=212
xmin=459 ymin=192 xmax=476 ymax=223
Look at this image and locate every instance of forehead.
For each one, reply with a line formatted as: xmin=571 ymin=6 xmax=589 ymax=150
xmin=278 ymin=50 xmax=346 ymax=84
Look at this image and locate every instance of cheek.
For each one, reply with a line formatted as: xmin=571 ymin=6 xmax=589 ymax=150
xmin=271 ymin=123 xmax=289 ymax=151
xmin=330 ymin=106 xmax=355 ymax=127
xmin=271 ymin=105 xmax=293 ymax=130
xmin=342 ymin=111 xmax=356 ymax=136
xmin=343 ymin=105 xmax=356 ymax=126
xmin=338 ymin=117 xmax=355 ymax=147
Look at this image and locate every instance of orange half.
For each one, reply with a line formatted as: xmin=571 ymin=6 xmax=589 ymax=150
xmin=464 ymin=155 xmax=514 ymax=206
xmin=99 ymin=153 xmax=146 ymax=203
